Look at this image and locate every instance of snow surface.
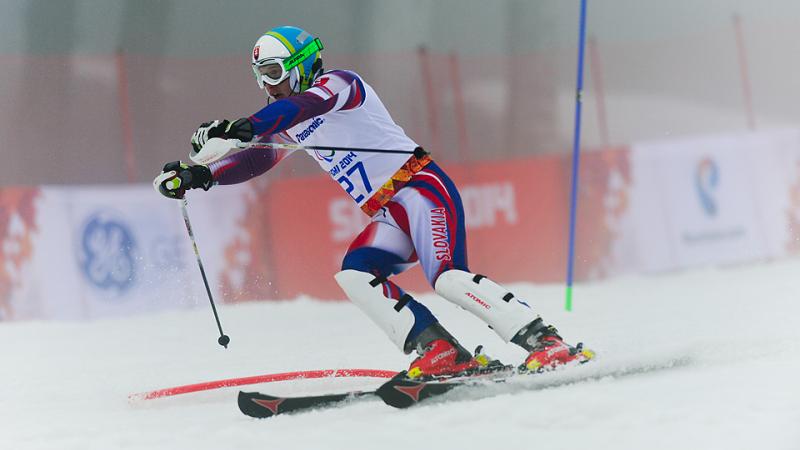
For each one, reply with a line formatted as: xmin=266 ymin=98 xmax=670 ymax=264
xmin=2 ymin=259 xmax=800 ymax=450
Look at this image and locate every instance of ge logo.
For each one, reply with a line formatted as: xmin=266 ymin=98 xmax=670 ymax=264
xmin=78 ymin=212 xmax=137 ymax=293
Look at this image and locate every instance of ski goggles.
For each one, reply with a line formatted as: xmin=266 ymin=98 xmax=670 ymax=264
xmin=253 ymin=37 xmax=324 ymax=87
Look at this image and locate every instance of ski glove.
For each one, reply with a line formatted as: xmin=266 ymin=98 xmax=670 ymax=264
xmin=153 ymin=161 xmax=213 ymax=200
xmin=190 ymin=118 xmax=253 ymax=153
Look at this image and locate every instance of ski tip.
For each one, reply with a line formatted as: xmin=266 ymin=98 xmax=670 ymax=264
xmin=375 ymin=375 xmax=425 ymax=409
xmin=238 ymin=391 xmax=282 ymax=419
xmin=375 ymin=371 xmax=466 ymax=409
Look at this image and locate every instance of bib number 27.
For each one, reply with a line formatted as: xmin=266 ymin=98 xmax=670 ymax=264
xmin=336 ymin=161 xmax=373 ymax=203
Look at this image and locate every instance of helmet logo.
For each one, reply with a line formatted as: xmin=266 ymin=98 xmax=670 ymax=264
xmin=253 ymin=46 xmax=260 ymax=61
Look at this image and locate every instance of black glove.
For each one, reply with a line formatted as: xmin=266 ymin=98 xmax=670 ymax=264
xmin=152 ymin=161 xmax=214 ymax=199
xmin=190 ymin=118 xmax=254 ymax=153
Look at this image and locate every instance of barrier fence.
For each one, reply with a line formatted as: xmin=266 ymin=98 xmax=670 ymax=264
xmin=4 ymin=13 xmax=800 ymax=187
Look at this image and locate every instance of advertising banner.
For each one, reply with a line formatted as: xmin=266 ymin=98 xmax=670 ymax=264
xmin=220 ymin=150 xmax=633 ymax=300
xmin=4 ymin=186 xmax=208 ymax=321
xmin=9 ymin=129 xmax=799 ymax=321
xmin=0 ymin=187 xmax=41 ymax=321
xmin=216 ymin=155 xmax=572 ymax=300
xmin=572 ymin=148 xmax=636 ymax=280
xmin=0 ymin=150 xmax=635 ymax=321
xmin=742 ymin=129 xmax=800 ymax=257
xmin=628 ymin=129 xmax=800 ymax=272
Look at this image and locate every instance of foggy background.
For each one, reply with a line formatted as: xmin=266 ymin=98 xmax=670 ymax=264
xmin=2 ymin=5 xmax=800 ymax=448
xmin=2 ymin=0 xmax=798 ymax=185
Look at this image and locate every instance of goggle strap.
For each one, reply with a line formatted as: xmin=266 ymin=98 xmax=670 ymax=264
xmin=283 ymin=38 xmax=323 ymax=72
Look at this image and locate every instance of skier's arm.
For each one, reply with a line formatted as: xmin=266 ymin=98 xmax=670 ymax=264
xmin=248 ymin=70 xmax=367 ymax=137
xmin=207 ymin=144 xmax=290 ymax=185
xmin=183 ymin=71 xmax=365 ymax=186
xmin=153 ymin=144 xmax=289 ymax=199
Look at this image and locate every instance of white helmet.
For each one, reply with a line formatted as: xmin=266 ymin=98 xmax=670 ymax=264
xmin=251 ymin=26 xmax=324 ymax=96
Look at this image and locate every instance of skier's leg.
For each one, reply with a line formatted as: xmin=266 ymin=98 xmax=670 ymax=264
xmin=387 ymin=161 xmax=470 ymax=285
xmin=334 ymin=268 xmax=427 ymax=352
xmin=434 ymin=269 xmax=539 ymax=342
xmin=397 ymin=162 xmax=592 ymax=370
xmin=336 ymin=219 xmax=473 ymax=362
xmin=391 ymin=163 xmax=533 ymax=338
xmin=434 ymin=270 xmax=594 ymax=370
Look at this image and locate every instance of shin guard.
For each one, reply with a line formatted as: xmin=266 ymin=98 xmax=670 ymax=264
xmin=434 ymin=269 xmax=538 ymax=342
xmin=334 ymin=270 xmax=416 ymax=351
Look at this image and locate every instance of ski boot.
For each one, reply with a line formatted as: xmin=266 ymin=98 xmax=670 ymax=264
xmin=512 ymin=319 xmax=595 ymax=372
xmin=405 ymin=323 xmax=491 ymax=379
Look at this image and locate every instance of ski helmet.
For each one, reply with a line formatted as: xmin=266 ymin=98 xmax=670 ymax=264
xmin=251 ymin=26 xmax=324 ymax=95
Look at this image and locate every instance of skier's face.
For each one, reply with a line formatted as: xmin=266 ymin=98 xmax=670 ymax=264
xmin=266 ymin=79 xmax=292 ymax=100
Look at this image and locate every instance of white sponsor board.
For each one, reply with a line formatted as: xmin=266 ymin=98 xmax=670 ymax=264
xmin=10 ymin=187 xmax=193 ymax=320
xmin=7 ymin=184 xmax=250 ymax=321
xmin=629 ymin=129 xmax=800 ymax=273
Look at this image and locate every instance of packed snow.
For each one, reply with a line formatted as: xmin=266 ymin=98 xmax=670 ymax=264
xmin=2 ymin=258 xmax=800 ymax=450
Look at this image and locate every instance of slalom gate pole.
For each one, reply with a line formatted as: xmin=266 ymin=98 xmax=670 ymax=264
xmin=237 ymin=141 xmax=417 ymax=156
xmin=565 ymin=0 xmax=589 ymax=312
xmin=180 ymin=198 xmax=230 ymax=348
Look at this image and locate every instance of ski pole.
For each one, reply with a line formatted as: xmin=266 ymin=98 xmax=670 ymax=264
xmin=236 ymin=141 xmax=418 ymax=155
xmin=180 ymin=197 xmax=230 ymax=348
xmin=190 ymin=137 xmax=423 ymax=165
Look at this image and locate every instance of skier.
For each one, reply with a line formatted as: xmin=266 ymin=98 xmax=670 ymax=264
xmin=154 ymin=26 xmax=593 ymax=378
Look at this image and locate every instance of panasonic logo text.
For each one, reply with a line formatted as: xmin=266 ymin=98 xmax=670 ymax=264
xmin=295 ymin=117 xmax=325 ymax=142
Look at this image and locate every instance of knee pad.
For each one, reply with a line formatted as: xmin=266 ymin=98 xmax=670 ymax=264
xmin=434 ymin=269 xmax=538 ymax=342
xmin=334 ymin=269 xmax=416 ymax=351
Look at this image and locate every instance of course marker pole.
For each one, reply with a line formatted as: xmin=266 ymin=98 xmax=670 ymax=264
xmin=565 ymin=0 xmax=589 ymax=312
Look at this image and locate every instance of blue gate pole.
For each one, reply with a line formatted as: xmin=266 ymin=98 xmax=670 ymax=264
xmin=565 ymin=0 xmax=589 ymax=311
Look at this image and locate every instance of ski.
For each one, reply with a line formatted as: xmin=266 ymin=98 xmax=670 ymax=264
xmin=237 ymin=345 xmax=637 ymax=416
xmin=237 ymin=360 xmax=578 ymax=416
xmin=236 ymin=362 xmax=512 ymax=418
xmin=238 ymin=390 xmax=374 ymax=418
xmin=376 ymin=356 xmax=692 ymax=409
